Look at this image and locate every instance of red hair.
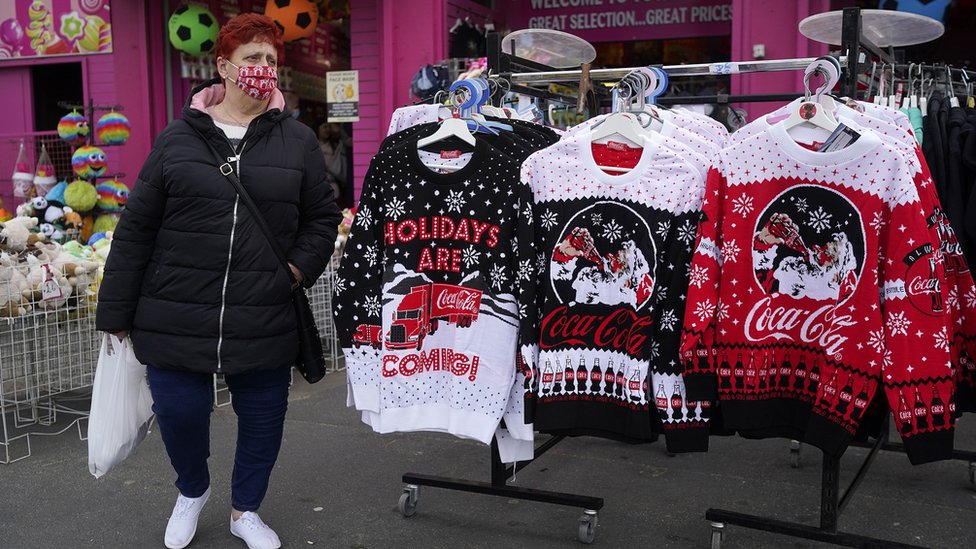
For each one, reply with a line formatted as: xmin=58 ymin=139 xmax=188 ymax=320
xmin=215 ymin=13 xmax=285 ymax=63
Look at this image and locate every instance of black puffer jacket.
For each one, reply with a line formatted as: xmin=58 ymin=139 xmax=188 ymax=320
xmin=96 ymin=79 xmax=341 ymax=374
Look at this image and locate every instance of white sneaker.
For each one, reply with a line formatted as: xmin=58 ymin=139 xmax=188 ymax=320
xmin=230 ymin=511 xmax=281 ymax=549
xmin=164 ymin=487 xmax=211 ymax=549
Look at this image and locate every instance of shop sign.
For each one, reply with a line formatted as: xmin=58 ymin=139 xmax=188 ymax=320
xmin=512 ymin=0 xmax=731 ymax=42
xmin=326 ymin=70 xmax=359 ymax=123
xmin=0 ymin=0 xmax=113 ymax=60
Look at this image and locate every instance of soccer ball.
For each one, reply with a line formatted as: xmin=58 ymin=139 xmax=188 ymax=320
xmin=265 ymin=0 xmax=318 ymax=42
xmin=168 ymin=4 xmax=219 ymax=56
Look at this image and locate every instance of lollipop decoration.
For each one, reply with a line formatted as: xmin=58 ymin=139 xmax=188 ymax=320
xmin=58 ymin=111 xmax=89 ymax=145
xmin=95 ymin=112 xmax=130 ymax=145
xmin=1 ymin=18 xmax=24 ymax=53
xmin=72 ymin=145 xmax=107 ymax=179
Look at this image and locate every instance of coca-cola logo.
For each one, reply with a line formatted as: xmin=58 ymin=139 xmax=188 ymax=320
xmin=744 ymin=296 xmax=855 ymax=356
xmin=751 ymin=185 xmax=865 ymax=305
xmin=903 ymin=247 xmax=944 ymax=317
xmin=433 ymin=287 xmax=482 ymax=314
xmin=540 ymin=305 xmax=653 ymax=358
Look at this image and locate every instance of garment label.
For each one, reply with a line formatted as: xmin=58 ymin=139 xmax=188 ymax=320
xmin=440 ymin=150 xmax=462 ymax=159
xmin=41 ymin=264 xmax=62 ymax=301
xmin=818 ymin=123 xmax=861 ymax=153
xmin=606 ymin=141 xmax=632 ymax=152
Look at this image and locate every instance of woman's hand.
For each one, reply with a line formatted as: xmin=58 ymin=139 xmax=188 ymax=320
xmin=110 ymin=331 xmax=129 ymax=341
xmin=288 ymin=263 xmax=304 ymax=289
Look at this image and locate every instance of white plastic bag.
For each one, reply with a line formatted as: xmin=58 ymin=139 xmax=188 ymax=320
xmin=87 ymin=334 xmax=154 ymax=478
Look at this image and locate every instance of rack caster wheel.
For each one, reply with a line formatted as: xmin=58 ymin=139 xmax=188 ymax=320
xmin=577 ymin=510 xmax=598 ymax=544
xmin=710 ymin=522 xmax=725 ymax=549
xmin=398 ymin=484 xmax=419 ymax=517
xmin=789 ymin=440 xmax=801 ymax=469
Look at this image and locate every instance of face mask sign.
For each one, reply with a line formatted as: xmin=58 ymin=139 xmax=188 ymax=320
xmin=226 ymin=60 xmax=278 ymax=101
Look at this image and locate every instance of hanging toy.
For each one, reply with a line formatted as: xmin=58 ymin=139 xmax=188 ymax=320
xmin=64 ymin=179 xmax=98 ymax=213
xmin=95 ymin=111 xmax=130 ymax=145
xmin=34 ymin=144 xmax=57 ymax=196
xmin=12 ymin=140 xmax=34 ymax=199
xmin=58 ymin=111 xmax=90 ymax=146
xmin=168 ymin=4 xmax=218 ymax=56
xmin=71 ymin=145 xmax=107 ymax=178
xmin=265 ymin=0 xmax=318 ymax=42
xmin=92 ymin=212 xmax=120 ymax=234
xmin=95 ymin=178 xmax=128 ymax=212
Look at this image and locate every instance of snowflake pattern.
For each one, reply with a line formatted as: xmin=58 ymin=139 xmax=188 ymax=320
xmin=947 ymin=287 xmax=959 ymax=312
xmin=721 ymin=239 xmax=741 ymax=264
xmin=590 ymin=212 xmax=603 ymax=225
xmin=363 ymin=295 xmax=381 ymax=318
xmin=386 ymin=197 xmax=406 ymax=219
xmin=934 ymin=327 xmax=950 ymax=352
xmin=715 ymin=301 xmax=730 ymax=321
xmin=689 ymin=265 xmax=709 ymax=288
xmin=656 ymin=220 xmax=671 ymax=240
xmin=869 ymin=211 xmax=884 ymax=233
xmin=807 ymin=206 xmax=833 ymax=232
xmin=649 ymin=340 xmax=660 ymax=361
xmin=795 ymin=197 xmax=809 ymax=212
xmin=536 ymin=252 xmax=547 ymax=275
xmin=882 ymin=349 xmax=893 ymax=369
xmin=540 ymin=210 xmax=559 ymax=230
xmin=518 ymin=259 xmax=534 ymax=282
xmin=966 ymin=286 xmax=976 ymax=309
xmin=886 ymin=310 xmax=910 ymax=337
xmin=333 ymin=277 xmax=347 ymax=296
xmin=445 ymin=189 xmax=466 ymax=213
xmin=693 ymin=300 xmax=714 ymax=322
xmin=488 ymin=264 xmax=509 ymax=292
xmin=677 ymin=220 xmax=696 ymax=245
xmin=732 ymin=195 xmax=754 ymax=217
xmin=462 ymin=247 xmax=481 ymax=269
xmin=363 ymin=245 xmax=378 ymax=267
xmin=867 ymin=329 xmax=885 ymax=353
xmin=356 ymin=205 xmax=372 ymax=228
xmin=659 ymin=309 xmax=678 ymax=331
xmin=602 ymin=219 xmax=623 ymax=241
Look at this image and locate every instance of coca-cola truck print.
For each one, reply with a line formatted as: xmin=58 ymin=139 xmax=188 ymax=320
xmin=352 ymin=324 xmax=382 ymax=349
xmin=387 ymin=283 xmax=483 ymax=350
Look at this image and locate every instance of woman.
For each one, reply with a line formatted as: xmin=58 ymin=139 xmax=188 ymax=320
xmin=318 ymin=122 xmax=351 ymax=207
xmin=96 ymin=13 xmax=340 ymax=549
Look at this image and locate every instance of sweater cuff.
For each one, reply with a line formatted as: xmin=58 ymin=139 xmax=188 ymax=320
xmin=683 ymin=371 xmax=717 ymax=402
xmin=901 ymin=428 xmax=954 ymax=465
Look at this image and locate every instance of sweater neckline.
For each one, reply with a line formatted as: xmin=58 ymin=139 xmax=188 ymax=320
xmin=407 ymin=136 xmax=490 ymax=186
xmin=767 ymin=120 xmax=881 ymax=167
xmin=577 ymin=129 xmax=662 ymax=185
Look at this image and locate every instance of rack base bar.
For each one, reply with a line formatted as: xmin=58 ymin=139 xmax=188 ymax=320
xmin=401 ymin=473 xmax=605 ymax=510
xmin=848 ymin=439 xmax=976 ymax=462
xmin=704 ymin=509 xmax=929 ymax=549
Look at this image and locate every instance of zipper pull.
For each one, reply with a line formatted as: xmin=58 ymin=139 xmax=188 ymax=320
xmin=220 ymin=154 xmax=240 ymax=176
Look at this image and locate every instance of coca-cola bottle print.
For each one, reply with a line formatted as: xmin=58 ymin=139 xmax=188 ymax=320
xmin=697 ymin=346 xmax=710 ymax=373
xmin=590 ymin=358 xmax=603 ymax=394
xmin=615 ymin=363 xmax=625 ymax=398
xmin=930 ymin=386 xmax=946 ymax=428
xmin=670 ymin=383 xmax=684 ymax=421
xmin=564 ymin=358 xmax=576 ymax=393
xmin=819 ymin=369 xmax=837 ymax=408
xmin=604 ymin=358 xmax=616 ymax=396
xmin=576 ymin=357 xmax=588 ymax=394
xmin=757 ymin=354 xmax=769 ymax=391
xmin=655 ymin=383 xmax=669 ymax=422
xmin=553 ymin=360 xmax=564 ymax=394
xmin=541 ymin=360 xmax=554 ymax=395
xmin=836 ymin=374 xmax=854 ymax=415
xmin=686 ymin=398 xmax=699 ymax=421
xmin=850 ymin=382 xmax=869 ymax=422
xmin=745 ymin=354 xmax=757 ymax=390
xmin=897 ymin=392 xmax=914 ymax=435
xmin=734 ymin=353 xmax=745 ymax=390
xmin=643 ymin=377 xmax=650 ymax=402
xmin=778 ymin=353 xmax=793 ymax=389
xmin=699 ymin=399 xmax=712 ymax=420
xmin=628 ymin=369 xmax=643 ymax=403
xmin=793 ymin=354 xmax=808 ymax=391
xmin=928 ymin=257 xmax=944 ymax=313
xmin=523 ymin=362 xmax=533 ymax=391
xmin=718 ymin=352 xmax=732 ymax=390
xmin=807 ymin=358 xmax=821 ymax=395
xmin=913 ymin=387 xmax=929 ymax=431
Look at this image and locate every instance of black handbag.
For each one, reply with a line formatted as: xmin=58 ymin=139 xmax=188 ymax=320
xmin=197 ymin=134 xmax=327 ymax=383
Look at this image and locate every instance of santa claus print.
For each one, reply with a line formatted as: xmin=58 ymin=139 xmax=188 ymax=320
xmin=751 ymin=186 xmax=865 ymax=303
xmin=550 ymin=202 xmax=657 ymax=310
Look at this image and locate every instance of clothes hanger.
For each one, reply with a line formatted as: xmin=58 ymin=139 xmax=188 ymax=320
xmin=589 ymin=73 xmax=655 ymax=172
xmin=782 ymin=58 xmax=842 ymax=137
xmin=417 ymin=82 xmax=480 ymax=155
xmin=888 ymin=64 xmax=898 ymax=109
xmin=946 ymin=65 xmax=960 ymax=108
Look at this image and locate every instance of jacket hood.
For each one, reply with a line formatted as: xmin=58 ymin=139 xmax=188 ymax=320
xmin=182 ymin=78 xmax=289 ymax=143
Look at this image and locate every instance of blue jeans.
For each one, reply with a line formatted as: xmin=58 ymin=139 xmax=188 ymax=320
xmin=146 ymin=366 xmax=291 ymax=512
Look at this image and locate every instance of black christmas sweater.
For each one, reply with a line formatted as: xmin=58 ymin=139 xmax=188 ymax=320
xmin=518 ymin=130 xmax=709 ymax=452
xmin=333 ymin=137 xmax=533 ymax=444
xmin=680 ymin=123 xmax=956 ymax=464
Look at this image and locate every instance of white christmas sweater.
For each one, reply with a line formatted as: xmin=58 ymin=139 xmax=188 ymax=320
xmin=680 ymin=122 xmax=956 ymax=464
xmin=518 ymin=130 xmax=710 ymax=452
xmin=334 ymin=138 xmax=533 ymax=445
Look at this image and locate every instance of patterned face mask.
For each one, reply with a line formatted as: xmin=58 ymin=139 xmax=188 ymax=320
xmin=226 ymin=60 xmax=277 ymax=101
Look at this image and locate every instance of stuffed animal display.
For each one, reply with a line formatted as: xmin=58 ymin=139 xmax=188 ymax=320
xmin=71 ymin=145 xmax=107 ymax=179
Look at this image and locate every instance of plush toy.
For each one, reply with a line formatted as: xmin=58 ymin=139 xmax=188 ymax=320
xmin=45 ymin=180 xmax=67 ymax=206
xmin=64 ymin=179 xmax=98 ymax=212
xmin=57 ymin=111 xmax=89 ymax=146
xmin=71 ymin=145 xmax=107 ymax=179
xmin=91 ymin=232 xmax=112 ymax=263
xmin=62 ymin=240 xmax=95 ymax=261
xmin=0 ymin=253 xmax=30 ymax=317
xmin=80 ymin=213 xmax=96 ymax=243
xmin=92 ymin=212 xmax=120 ymax=234
xmin=63 ymin=210 xmax=82 ymax=242
xmin=0 ymin=216 xmax=39 ymax=252
xmin=95 ymin=111 xmax=130 ymax=145
xmin=27 ymin=196 xmax=48 ymax=220
xmin=25 ymin=254 xmax=72 ymax=309
xmin=38 ymin=222 xmax=63 ymax=242
xmin=95 ymin=179 xmax=128 ymax=211
xmin=33 ymin=241 xmax=99 ymax=298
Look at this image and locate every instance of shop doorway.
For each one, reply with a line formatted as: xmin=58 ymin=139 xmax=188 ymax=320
xmin=30 ymin=62 xmax=83 ymax=183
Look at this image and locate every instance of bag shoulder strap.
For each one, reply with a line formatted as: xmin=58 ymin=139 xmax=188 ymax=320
xmin=192 ymin=129 xmax=296 ymax=284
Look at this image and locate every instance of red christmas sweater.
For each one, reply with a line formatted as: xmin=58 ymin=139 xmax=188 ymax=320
xmin=680 ymin=122 xmax=956 ymax=464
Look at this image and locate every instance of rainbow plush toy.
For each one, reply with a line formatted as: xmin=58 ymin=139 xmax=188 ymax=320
xmin=95 ymin=112 xmax=130 ymax=145
xmin=58 ymin=111 xmax=89 ymax=146
xmin=95 ymin=179 xmax=128 ymax=212
xmin=71 ymin=145 xmax=107 ymax=178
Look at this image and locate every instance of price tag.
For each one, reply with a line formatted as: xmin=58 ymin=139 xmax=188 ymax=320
xmin=41 ymin=264 xmax=63 ymax=301
xmin=709 ymin=63 xmax=738 ymax=75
